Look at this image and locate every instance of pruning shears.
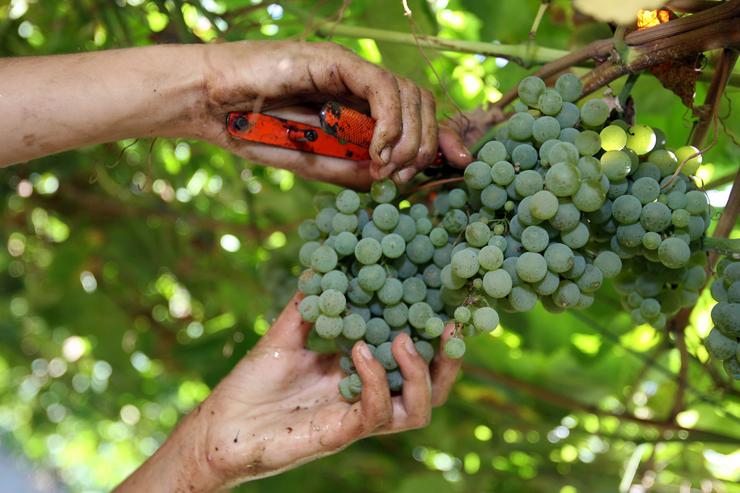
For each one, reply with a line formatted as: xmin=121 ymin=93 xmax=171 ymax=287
xmin=226 ymin=102 xmax=446 ymax=166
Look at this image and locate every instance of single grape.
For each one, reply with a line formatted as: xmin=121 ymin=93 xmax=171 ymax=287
xmin=407 ymin=235 xmax=435 ymax=264
xmin=298 ymin=220 xmax=321 ymax=241
xmin=555 ymin=72 xmax=583 ymax=102
xmin=452 ymin=248 xmax=480 ymax=279
xmin=375 ymin=342 xmax=398 ymax=370
xmin=479 ymin=245 xmax=504 ymax=271
xmin=580 ymin=99 xmax=610 ymax=127
xmin=509 ymin=285 xmax=538 ymax=312
xmin=444 ymin=338 xmax=466 ymax=359
xmin=478 ymin=140 xmax=508 ymax=165
xmin=335 ymin=189 xmax=361 ymax=214
xmin=600 ymin=125 xmax=627 ymax=151
xmin=357 ymin=264 xmax=386 ymax=292
xmin=298 ymin=269 xmax=323 ymax=295
xmin=365 ymin=318 xmax=391 ymax=345
xmin=658 ymin=237 xmax=691 ymax=269
xmin=538 ymin=88 xmax=563 ymax=115
xmin=549 ymin=201 xmax=581 ymax=231
xmin=576 ymin=264 xmax=603 ymax=293
xmin=572 ymin=180 xmax=606 ymax=212
xmin=575 ymin=130 xmax=601 ymax=156
xmin=414 ymin=340 xmax=435 ymax=363
xmin=685 ymin=190 xmax=708 ymax=215
xmin=402 ymin=277 xmax=427 ymax=304
xmin=545 ymin=163 xmax=580 ymax=197
xmin=512 ymin=144 xmax=538 ymax=169
xmin=617 ymin=223 xmax=646 ymax=248
xmin=612 ymin=194 xmax=643 ymax=224
xmin=601 ymin=150 xmax=632 ymax=181
xmin=334 ymin=231 xmax=358 ymax=257
xmin=553 ymin=280 xmax=581 ymax=308
xmin=464 ymin=161 xmax=493 ymax=190
xmin=508 ymin=112 xmax=536 ymax=141
xmin=466 ymin=222 xmax=492 ymax=247
xmin=454 ymin=306 xmax=471 ymax=323
xmin=383 ymin=302 xmax=409 ymax=328
xmin=448 ymin=189 xmax=468 ymax=209
xmin=672 ymin=209 xmax=690 ymax=228
xmin=533 ymin=116 xmax=561 ymax=143
xmin=415 ymin=217 xmax=433 ymax=235
xmin=491 ymin=160 xmax=516 ymax=186
xmin=373 ymin=203 xmax=399 ymax=231
xmin=378 ymin=277 xmax=404 ymax=305
xmin=529 ymin=190 xmax=559 ymax=220
xmin=473 ymin=307 xmax=499 ymax=332
xmin=559 ymin=128 xmax=580 ymax=144
xmin=534 ymin=271 xmax=560 ymax=296
xmin=521 ymin=225 xmax=549 ymax=253
xmin=544 ymin=243 xmax=575 ymax=273
xmin=593 ymin=251 xmax=622 ymax=278
xmin=408 ymin=302 xmax=434 ymax=329
xmin=482 ymin=269 xmax=513 ymax=298
xmin=516 ymin=252 xmax=548 ymax=283
xmin=515 ymin=170 xmax=544 ymax=197
xmin=422 ymin=264 xmax=442 ymax=288
xmin=561 ymin=222 xmax=589 ymax=249
xmin=674 ymin=145 xmax=702 ymax=175
xmin=316 ymin=207 xmax=338 ymax=233
xmin=342 ymin=314 xmax=367 ymax=340
xmin=311 ymin=245 xmax=338 ymax=273
xmin=380 ymin=233 xmax=405 ymax=259
xmin=518 ymin=76 xmax=546 ymax=107
xmin=299 ymin=295 xmax=321 ymax=322
xmin=705 ymin=328 xmax=737 ymax=360
xmin=640 ymin=202 xmax=672 ymax=232
xmin=631 ymin=177 xmax=660 ymax=204
xmin=315 ymin=315 xmax=343 ymax=339
xmin=371 ymin=179 xmax=397 ymax=203
xmin=481 ymin=184 xmax=508 ymax=210
xmin=430 ymin=227 xmax=449 ymax=247
xmin=548 ymin=141 xmax=579 ymax=165
xmin=321 ymin=270 xmax=349 ymax=293
xmin=626 ymin=124 xmax=656 ymax=155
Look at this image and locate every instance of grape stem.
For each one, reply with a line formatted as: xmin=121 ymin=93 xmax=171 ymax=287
xmin=405 ymin=176 xmax=465 ymax=197
xmin=689 ymin=48 xmax=739 ymax=148
xmin=702 ymin=237 xmax=740 ymax=257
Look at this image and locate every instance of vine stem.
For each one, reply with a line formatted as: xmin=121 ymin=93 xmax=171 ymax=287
xmin=690 ymin=49 xmax=739 ymax=147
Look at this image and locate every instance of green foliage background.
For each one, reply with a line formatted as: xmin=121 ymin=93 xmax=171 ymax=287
xmin=0 ymin=1 xmax=738 ymax=492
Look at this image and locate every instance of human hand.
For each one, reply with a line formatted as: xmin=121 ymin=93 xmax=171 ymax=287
xmin=191 ymin=40 xmax=472 ymax=188
xmin=170 ymin=292 xmax=461 ymax=491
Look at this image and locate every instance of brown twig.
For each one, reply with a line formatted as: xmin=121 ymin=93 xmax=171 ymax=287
xmin=708 ymin=170 xmax=740 ymax=268
xmin=690 ymin=49 xmax=739 ymax=147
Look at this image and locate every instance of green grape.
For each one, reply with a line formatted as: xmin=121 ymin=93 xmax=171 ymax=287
xmin=452 ymin=248 xmax=480 ymax=279
xmin=298 ymin=269 xmax=323 ymax=295
xmin=532 ymin=116 xmax=561 ymax=143
xmin=319 ymin=289 xmax=346 ymax=316
xmin=521 ymin=225 xmax=549 ymax=253
xmin=538 ymin=88 xmax=563 ymax=115
xmin=675 ymin=145 xmax=702 ymax=175
xmin=687 ymin=216 xmax=706 ymax=241
xmin=631 ymin=177 xmax=660 ymax=204
xmin=444 ymin=338 xmax=466 ymax=359
xmin=381 ymin=233 xmax=406 ymax=259
xmin=658 ymin=237 xmax=691 ymax=269
xmin=473 ymin=307 xmax=499 ymax=332
xmin=335 ymin=189 xmax=361 ymax=214
xmin=640 ymin=202 xmax=672 ymax=232
xmin=626 ymin=124 xmax=656 ymax=155
xmin=348 ymin=278 xmax=373 ymax=305
xmin=539 ymin=139 xmax=560 ymax=166
xmin=512 ymin=144 xmax=538 ymax=169
xmin=415 ymin=340 xmax=435 ymax=363
xmin=362 ymin=221 xmax=385 ymax=242
xmin=415 ymin=217 xmax=432 ymax=235
xmin=516 ymin=252 xmax=548 ymax=283
xmin=634 ymin=162 xmax=662 ymax=182
xmin=518 ymin=76 xmax=546 ymax=106
xmin=481 ymin=184 xmax=508 ymax=210
xmin=316 ymin=207 xmax=338 ymax=234
xmin=712 ymin=303 xmax=740 ymax=337
xmin=555 ymin=72 xmax=582 ymax=102
xmin=576 ymin=264 xmax=603 ymax=293
xmin=334 ymin=231 xmax=358 ymax=257
xmin=342 ymin=314 xmax=367 ymax=340
xmin=454 ymin=306 xmax=471 ymax=323
xmin=373 ymin=203 xmax=399 ymax=231
xmin=358 ymin=264 xmax=386 ymax=292
xmin=430 ymin=227 xmax=449 ymax=247
xmin=448 ymin=189 xmax=468 ymax=209
xmin=480 ymin=269 xmax=510 ymax=298
xmin=556 ymin=102 xmax=580 ymax=128
xmin=544 ymin=243 xmax=575 ymax=273
xmin=402 ymin=277 xmax=427 ymax=304
xmin=371 ymin=179 xmax=397 ymax=203
xmin=685 ymin=190 xmax=708 ymax=215
xmin=724 ymin=263 xmax=740 ymax=285
xmin=321 ymin=270 xmax=349 ymax=293
xmin=392 ymin=214 xmax=417 ymax=242
xmin=575 ymin=130 xmax=601 ymax=156
xmin=640 ymin=298 xmax=661 ymax=319
xmin=491 ymin=161 xmax=516 ymax=186
xmin=576 ymin=292 xmax=595 ymax=309
xmin=383 ymin=302 xmax=409 ymax=328
xmin=683 ymin=265 xmax=707 ymax=291
xmin=477 ymin=245 xmax=503 ymax=271
xmin=408 ymin=302 xmax=433 ymax=329
xmin=545 ymin=163 xmax=580 ymax=197
xmin=573 ymin=180 xmax=606 ymax=212
xmin=354 ymin=237 xmax=382 ymax=265
xmin=509 ymin=112 xmax=536 ymax=140
xmin=365 ymin=318 xmax=391 ymax=345
xmin=723 ymin=358 xmax=740 ymax=380
xmin=407 ymin=235 xmax=435 ymax=264
xmin=515 ymin=170 xmax=544 ymax=197
xmin=530 ymin=190 xmax=559 ymax=220
xmin=311 ymin=245 xmax=338 ymax=273
xmin=434 ymin=244 xmax=454 ymax=269
xmin=560 ymin=128 xmax=580 ymax=144
xmin=298 ymin=219 xmax=321 ymax=241
xmin=672 ymin=209 xmax=690 ymax=228
xmin=478 ymin=140 xmax=508 ymax=165
xmin=339 ymin=355 xmax=355 ymax=374
xmin=332 ymin=213 xmax=358 ymax=233
xmin=534 ymin=271 xmax=560 ymax=296
xmin=464 ymin=161 xmax=493 ymax=190
xmin=375 ymin=342 xmax=398 ymax=370
xmin=587 ymin=199 xmax=612 ymax=224
xmin=299 ymin=241 xmax=321 ymax=267
xmin=553 ymin=280 xmax=581 ymax=308
xmin=705 ymin=328 xmax=737 ymax=360
xmin=299 ymin=295 xmax=321 ymax=322
xmin=338 ymin=377 xmax=357 ymax=400
xmin=600 ymin=125 xmax=627 ymax=151
xmin=642 ymin=231 xmax=662 ymax=250
xmin=409 ymin=203 xmax=429 ymax=220
xmin=649 ymin=149 xmax=678 ymax=177
xmin=548 ymin=141 xmax=579 ymax=165
xmin=315 ymin=315 xmax=343 ymax=339
xmin=601 ymin=151 xmax=632 ymax=181
xmin=510 ymin=285 xmax=538 ymax=311
xmin=466 ymin=222 xmax=492 ymax=247
xmin=561 ymin=222 xmax=589 ymax=249
xmin=378 ymin=278 xmax=403 ymax=305
xmin=550 ymin=201 xmax=581 ymax=231
xmin=612 ymin=195 xmax=642 ymax=224
xmin=617 ymin=223 xmax=646 ymax=248
xmin=580 ymin=99 xmax=610 ymax=127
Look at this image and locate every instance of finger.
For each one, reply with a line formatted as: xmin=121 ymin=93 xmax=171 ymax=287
xmin=391 ymin=89 xmax=439 ymax=185
xmin=389 ymin=333 xmax=431 ymax=429
xmin=336 ymin=342 xmax=393 ymax=438
xmin=377 ymin=77 xmax=421 ymax=180
xmin=430 ymin=323 xmax=463 ymax=407
xmin=438 ymin=126 xmax=473 ymax=169
xmin=305 ymin=43 xmax=402 ymax=169
xmin=259 ymin=292 xmax=313 ymax=348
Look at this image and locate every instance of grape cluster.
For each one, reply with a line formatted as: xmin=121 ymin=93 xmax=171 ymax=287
xmin=295 ymin=72 xmax=710 ymax=399
xmin=706 ymin=259 xmax=740 ymax=380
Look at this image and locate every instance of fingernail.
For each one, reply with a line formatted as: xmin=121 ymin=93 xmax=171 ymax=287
xmin=403 ymin=336 xmax=417 ymax=356
xmin=398 ymin=167 xmax=416 ymax=183
xmin=380 ymin=146 xmax=392 ymax=164
xmin=358 ymin=342 xmax=373 ymax=360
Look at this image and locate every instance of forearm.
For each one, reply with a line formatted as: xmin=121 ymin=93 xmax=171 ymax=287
xmin=114 ymin=407 xmax=224 ymax=493
xmin=0 ymin=45 xmax=206 ymax=166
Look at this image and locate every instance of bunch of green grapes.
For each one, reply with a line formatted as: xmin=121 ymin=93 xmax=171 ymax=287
xmin=295 ymin=72 xmax=710 ymax=399
xmin=706 ymin=259 xmax=740 ymax=379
